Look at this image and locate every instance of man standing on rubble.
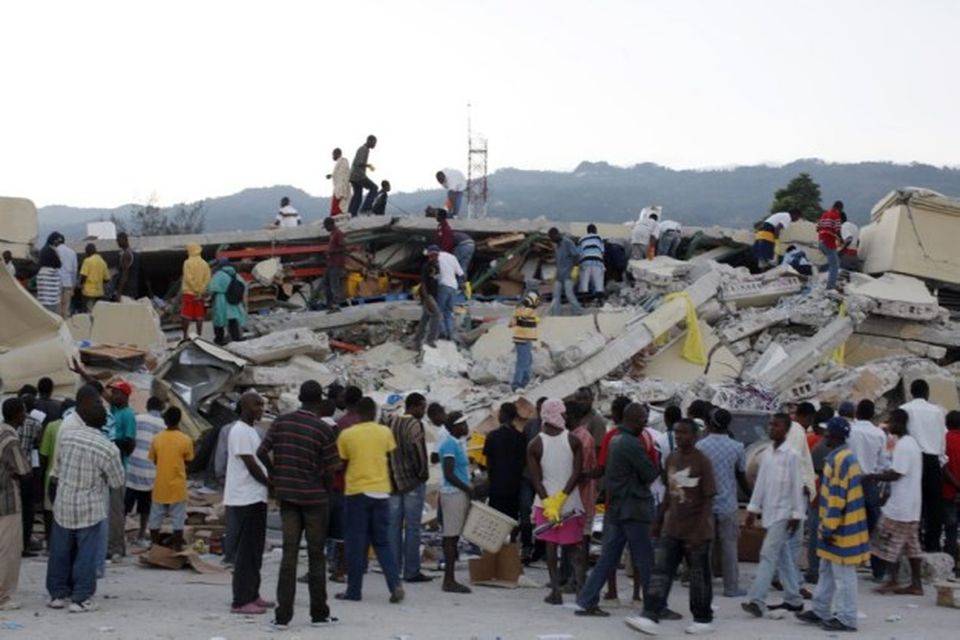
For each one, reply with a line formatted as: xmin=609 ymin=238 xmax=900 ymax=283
xmin=436 ymin=246 xmax=464 ymax=341
xmin=115 ymin=232 xmax=140 ymax=301
xmin=436 ymin=169 xmax=467 ymax=217
xmin=207 ymin=257 xmax=247 ymax=345
xmin=753 ymin=209 xmax=800 ymax=271
xmin=547 ymin=227 xmax=583 ymax=316
xmin=225 ymin=390 xmax=273 ymax=615
xmin=577 ymin=224 xmax=605 ymax=297
xmin=900 ymin=379 xmax=947 ymax=552
xmin=258 ymin=381 xmax=341 ymax=628
xmin=327 ymin=148 xmax=351 ymax=216
xmin=56 ymin=234 xmax=78 ymax=317
xmin=348 ymin=135 xmax=378 ymax=216
xmin=385 ymin=392 xmax=432 ymax=585
xmin=180 ymin=243 xmax=211 ymax=340
xmin=324 ymin=217 xmax=347 ymax=314
xmin=816 ymin=201 xmax=844 ymax=290
xmin=414 ymin=247 xmax=441 ymax=350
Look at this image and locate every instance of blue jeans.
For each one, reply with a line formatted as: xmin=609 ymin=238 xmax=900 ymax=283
xmin=447 ymin=190 xmax=464 ymax=216
xmin=862 ymin=478 xmax=885 ymax=578
xmin=643 ymin=536 xmax=713 ymax=624
xmin=349 ymin=178 xmax=378 ymax=215
xmin=747 ymin=519 xmax=802 ymax=609
xmin=657 ymin=230 xmax=681 ymax=258
xmin=453 ymin=240 xmax=475 ymax=274
xmin=47 ymin=520 xmax=101 ymax=603
xmin=436 ymin=285 xmax=457 ymax=339
xmin=388 ymin=484 xmax=426 ymax=580
xmin=819 ymin=242 xmax=839 ymax=290
xmin=811 ymin=559 xmax=858 ymax=629
xmin=577 ymin=518 xmax=653 ymax=610
xmin=548 ymin=278 xmax=583 ymax=315
xmin=343 ymin=494 xmax=400 ymax=599
xmin=512 ymin=341 xmax=533 ymax=390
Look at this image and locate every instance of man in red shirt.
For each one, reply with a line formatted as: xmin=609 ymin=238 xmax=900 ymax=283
xmin=943 ymin=410 xmax=960 ymax=575
xmin=324 ymin=217 xmax=346 ymax=313
xmin=434 ymin=209 xmax=455 ymax=253
xmin=816 ymin=201 xmax=844 ymax=291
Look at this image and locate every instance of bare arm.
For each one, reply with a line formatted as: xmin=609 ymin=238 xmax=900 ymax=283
xmin=562 ymin=433 xmax=582 ymax=495
xmin=527 ymin=437 xmax=547 ymax=500
xmin=442 ymin=456 xmax=473 ymax=497
xmin=240 ymin=454 xmax=269 ymax=487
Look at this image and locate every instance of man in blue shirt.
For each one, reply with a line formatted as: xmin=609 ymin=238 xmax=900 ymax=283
xmin=547 ymin=227 xmax=583 ymax=316
xmin=105 ymin=380 xmax=137 ymax=559
xmin=577 ymin=224 xmax=605 ymax=297
xmin=438 ymin=412 xmax=472 ymax=594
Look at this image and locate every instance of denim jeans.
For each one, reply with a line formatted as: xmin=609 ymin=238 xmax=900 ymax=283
xmin=548 ymin=278 xmax=583 ymax=315
xmin=818 ymin=242 xmax=840 ymax=290
xmin=577 ymin=263 xmax=605 ymax=294
xmin=276 ymin=501 xmax=329 ymax=625
xmin=413 ymin=294 xmax=440 ymax=348
xmin=657 ymin=230 xmax=681 ymax=258
xmin=811 ymin=559 xmax=858 ymax=629
xmin=388 ymin=484 xmax=426 ymax=580
xmin=453 ymin=240 xmax=475 ymax=274
xmin=577 ymin=518 xmax=653 ymax=610
xmin=349 ymin=177 xmax=378 ymax=215
xmin=447 ymin=190 xmax=464 ymax=216
xmin=714 ymin=512 xmax=741 ymax=595
xmin=944 ymin=501 xmax=959 ymax=565
xmin=642 ymin=536 xmax=713 ymax=624
xmin=232 ymin=502 xmax=267 ymax=608
xmin=747 ymin=519 xmax=802 ymax=609
xmin=47 ymin=520 xmax=101 ymax=604
xmin=344 ymin=494 xmax=400 ymax=599
xmin=512 ymin=341 xmax=533 ymax=390
xmin=324 ymin=265 xmax=344 ymax=310
xmin=436 ymin=285 xmax=457 ymax=339
xmin=804 ymin=501 xmax=820 ymax=583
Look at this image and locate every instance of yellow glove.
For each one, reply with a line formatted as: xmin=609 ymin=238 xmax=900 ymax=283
xmin=367 ymin=164 xmax=376 ymax=172
xmin=465 ymin=281 xmax=473 ymax=299
xmin=571 ymin=265 xmax=579 ymax=282
xmin=411 ymin=283 xmax=421 ymax=300
xmin=542 ymin=496 xmax=561 ymax=523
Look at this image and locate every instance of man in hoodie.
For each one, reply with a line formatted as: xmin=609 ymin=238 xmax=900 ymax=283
xmin=180 ymin=244 xmax=211 ymax=340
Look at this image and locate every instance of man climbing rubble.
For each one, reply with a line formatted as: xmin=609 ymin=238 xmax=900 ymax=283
xmin=753 ymin=209 xmax=800 ymax=271
xmin=548 ymin=227 xmax=583 ymax=316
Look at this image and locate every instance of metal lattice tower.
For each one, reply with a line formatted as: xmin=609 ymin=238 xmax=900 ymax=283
xmin=466 ymin=103 xmax=488 ymax=219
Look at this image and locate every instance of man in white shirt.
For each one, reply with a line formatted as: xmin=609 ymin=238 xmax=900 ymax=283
xmin=631 ymin=213 xmax=660 ymax=260
xmin=327 ymin=148 xmax=352 ymax=216
xmin=436 ymin=169 xmax=467 ymax=217
xmin=839 ymin=218 xmax=861 ymax=272
xmin=845 ymin=399 xmax=888 ymax=579
xmin=900 ymin=379 xmax=947 ymax=551
xmin=866 ymin=408 xmax=924 ymax=595
xmin=656 ymin=219 xmax=682 ymax=258
xmin=742 ymin=413 xmax=806 ymax=617
xmin=753 ymin=209 xmax=800 ymax=270
xmin=224 ymin=390 xmax=272 ymax=615
xmin=55 ymin=239 xmax=78 ymax=318
xmin=274 ymin=197 xmax=302 ymax=228
xmin=435 ymin=249 xmax=463 ymax=341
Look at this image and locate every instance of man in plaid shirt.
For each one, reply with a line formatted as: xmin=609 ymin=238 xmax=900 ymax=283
xmin=45 ymin=388 xmax=124 ymax=613
xmin=1 ymin=398 xmax=32 ymax=611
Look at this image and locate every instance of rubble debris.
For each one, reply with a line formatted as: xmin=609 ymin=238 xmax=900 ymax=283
xmin=224 ymin=327 xmax=330 ymax=364
xmin=846 ymin=272 xmax=942 ymax=321
xmin=251 ymin=300 xmax=423 ymax=334
xmin=719 ymin=275 xmax=804 ymax=308
xmin=857 ymin=315 xmax=960 ymax=348
xmin=716 ymin=307 xmax=790 ymax=343
xmin=90 ymin=299 xmax=167 ymax=350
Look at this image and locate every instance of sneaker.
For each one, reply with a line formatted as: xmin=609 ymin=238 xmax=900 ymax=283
xmin=0 ymin=600 xmax=21 ymax=611
xmin=311 ymin=616 xmax=340 ymax=627
xmin=68 ymin=600 xmax=99 ymax=613
xmin=768 ymin=601 xmax=803 ymax=612
xmin=794 ymin=610 xmax=822 ymax=624
xmin=625 ymin=615 xmax=660 ymax=636
xmin=685 ymin=622 xmax=715 ymax=635
xmin=389 ymin=587 xmax=405 ymax=604
xmin=404 ymin=573 xmax=434 ymax=583
xmin=820 ymin=617 xmax=857 ymax=632
xmin=740 ymin=601 xmax=763 ymax=618
xmin=47 ymin=598 xmax=69 ymax=610
xmin=266 ymin=620 xmax=288 ymax=632
xmin=231 ymin=602 xmax=268 ymax=615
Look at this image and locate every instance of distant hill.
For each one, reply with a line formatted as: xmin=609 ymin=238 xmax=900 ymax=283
xmin=38 ymin=159 xmax=960 ymax=238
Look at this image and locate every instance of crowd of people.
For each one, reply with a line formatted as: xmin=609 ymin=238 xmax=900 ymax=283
xmin=2 ymin=371 xmax=958 ymax=635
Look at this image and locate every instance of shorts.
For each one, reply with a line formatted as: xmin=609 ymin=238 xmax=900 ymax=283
xmin=181 ymin=293 xmax=206 ymax=321
xmin=533 ymin=507 xmax=585 ymax=546
xmin=327 ymin=492 xmax=344 ymax=541
xmin=125 ymin=488 xmax=152 ymax=515
xmin=440 ymin=491 xmax=470 ymax=538
xmin=871 ymin=516 xmax=922 ymax=563
xmin=148 ymin=500 xmax=188 ymax=531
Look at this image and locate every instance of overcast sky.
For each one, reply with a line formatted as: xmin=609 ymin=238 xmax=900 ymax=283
xmin=1 ymin=0 xmax=957 ymax=208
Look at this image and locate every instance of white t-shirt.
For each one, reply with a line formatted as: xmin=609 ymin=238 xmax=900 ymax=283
xmin=5 ymin=260 xmax=17 ymax=277
xmin=275 ymin=205 xmax=302 ymax=228
xmin=658 ymin=220 xmax=681 ymax=233
xmin=901 ymin=398 xmax=947 ymax=456
xmin=441 ymin=168 xmax=466 ymax=192
xmin=841 ymin=222 xmax=859 ymax=251
xmin=224 ymin=421 xmax=268 ymax=506
xmin=632 ymin=218 xmax=660 ymax=245
xmin=56 ymin=244 xmax=78 ymax=288
xmin=882 ymin=434 xmax=922 ymax=523
xmin=437 ymin=251 xmax=463 ymax=289
xmin=765 ymin=212 xmax=793 ymax=231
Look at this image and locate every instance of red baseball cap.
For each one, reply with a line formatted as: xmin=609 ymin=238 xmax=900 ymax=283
xmin=107 ymin=380 xmax=133 ymax=397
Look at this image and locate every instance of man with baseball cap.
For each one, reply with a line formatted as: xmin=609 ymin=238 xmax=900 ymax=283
xmin=105 ymin=379 xmax=137 ymax=560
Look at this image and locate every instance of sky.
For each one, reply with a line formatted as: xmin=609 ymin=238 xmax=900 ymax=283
xmin=1 ymin=0 xmax=958 ymax=208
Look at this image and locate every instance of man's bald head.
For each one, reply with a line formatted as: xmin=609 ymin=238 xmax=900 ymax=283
xmin=239 ymin=390 xmax=265 ymax=424
xmin=622 ymin=402 xmax=649 ymax=433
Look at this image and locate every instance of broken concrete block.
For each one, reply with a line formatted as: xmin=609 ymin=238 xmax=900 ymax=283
xmin=920 ymin=552 xmax=956 ymax=583
xmin=816 ymin=359 xmax=904 ymax=406
xmin=629 ymin=256 xmax=692 ymax=286
xmin=383 ymin=362 xmax=432 ymax=392
xmin=645 ymin=320 xmax=741 ymax=384
xmin=66 ymin=313 xmax=93 ymax=342
xmin=743 ymin=317 xmax=853 ymax=393
xmin=225 ymin=328 xmax=330 ymax=365
xmin=90 ymin=299 xmax=167 ymax=350
xmin=238 ymin=355 xmax=337 ymax=388
xmin=251 ymin=301 xmax=424 ymax=335
xmin=717 ymin=307 xmax=791 ymax=344
xmin=847 ymin=272 xmax=941 ymax=321
xmin=746 ymin=343 xmax=790 ymax=381
xmin=599 ymin=378 xmax=680 ymax=404
xmin=545 ymin=331 xmax=607 ymax=371
xmin=251 ymin=257 xmax=282 ymax=286
xmin=856 ymin=316 xmax=960 ymax=348
xmin=470 ymin=313 xmax=629 ymax=363
xmin=357 ymin=342 xmax=418 ymax=369
xmin=422 ymin=341 xmax=470 ymax=375
xmin=845 ymin=334 xmax=947 ymax=366
xmin=719 ymin=277 xmax=804 ymax=308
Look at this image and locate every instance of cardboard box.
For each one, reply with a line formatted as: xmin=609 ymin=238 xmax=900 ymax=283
xmin=934 ymin=580 xmax=960 ymax=608
xmin=468 ymin=543 xmax=523 ymax=588
xmin=736 ymin=508 xmax=765 ymax=563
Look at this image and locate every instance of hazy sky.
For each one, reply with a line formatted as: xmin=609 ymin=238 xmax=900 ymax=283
xmin=2 ymin=0 xmax=957 ymax=208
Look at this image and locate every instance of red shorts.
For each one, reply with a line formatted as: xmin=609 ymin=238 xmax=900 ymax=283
xmin=181 ymin=293 xmax=206 ymax=320
xmin=331 ymin=197 xmax=343 ymax=216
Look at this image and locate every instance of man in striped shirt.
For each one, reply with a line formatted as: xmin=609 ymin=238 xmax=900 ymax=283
xmin=577 ymin=224 xmax=605 ymax=296
xmin=796 ymin=417 xmax=869 ymax=632
xmin=257 ymin=381 xmax=341 ymax=628
xmin=125 ymin=397 xmax=165 ymax=544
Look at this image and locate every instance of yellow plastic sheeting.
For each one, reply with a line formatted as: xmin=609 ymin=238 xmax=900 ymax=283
xmin=831 ymin=303 xmax=848 ymax=367
xmin=660 ymin=291 xmax=707 ymax=365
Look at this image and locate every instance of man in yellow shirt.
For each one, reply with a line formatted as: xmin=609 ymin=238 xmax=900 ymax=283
xmin=78 ymin=244 xmax=109 ymax=312
xmin=335 ymin=397 xmax=403 ymax=604
xmin=147 ymin=407 xmax=194 ymax=551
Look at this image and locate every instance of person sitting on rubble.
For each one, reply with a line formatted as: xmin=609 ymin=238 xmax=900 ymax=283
xmin=274 ymin=196 xmax=302 ymax=228
xmin=180 ymin=243 xmax=211 ymax=340
xmin=782 ymin=244 xmax=813 ymax=277
xmin=207 ymin=257 xmax=247 ymax=345
xmin=753 ymin=209 xmax=800 ymax=272
xmin=371 ymin=180 xmax=390 ymax=216
xmin=509 ymin=290 xmax=540 ymax=391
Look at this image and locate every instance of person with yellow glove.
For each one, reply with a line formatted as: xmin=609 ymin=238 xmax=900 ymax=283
xmin=528 ymin=398 xmax=585 ymax=605
xmin=547 ymin=227 xmax=584 ymax=316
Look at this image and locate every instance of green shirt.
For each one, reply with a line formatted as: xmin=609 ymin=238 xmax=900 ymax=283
xmin=38 ymin=418 xmax=62 ymax=497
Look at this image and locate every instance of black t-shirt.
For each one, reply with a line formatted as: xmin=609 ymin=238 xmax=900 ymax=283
xmin=483 ymin=425 xmax=527 ymax=498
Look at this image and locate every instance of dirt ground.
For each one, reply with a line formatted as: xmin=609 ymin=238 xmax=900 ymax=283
xmin=6 ymin=552 xmax=957 ymax=640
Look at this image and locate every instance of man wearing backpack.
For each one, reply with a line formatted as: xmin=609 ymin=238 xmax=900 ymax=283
xmin=207 ymin=257 xmax=247 ymax=345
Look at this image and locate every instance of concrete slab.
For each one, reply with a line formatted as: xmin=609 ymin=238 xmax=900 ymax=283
xmin=719 ymin=276 xmax=804 ymax=308
xmin=354 ymin=342 xmax=418 ymax=369
xmin=90 ymin=299 xmax=167 ymax=350
xmin=856 ymin=316 xmax=960 ymax=348
xmin=66 ymin=313 xmax=93 ymax=342
xmin=238 ymin=355 xmax=338 ymax=388
xmin=644 ymin=320 xmax=741 ymax=384
xmin=717 ymin=307 xmax=790 ymax=343
xmin=470 ymin=312 xmax=629 ymax=362
xmin=225 ymin=328 xmax=331 ymax=365
xmin=847 ymin=272 xmax=941 ymax=321
xmin=845 ymin=334 xmax=947 ymax=366
xmin=902 ymin=364 xmax=960 ymax=411
xmin=744 ymin=317 xmax=853 ymax=393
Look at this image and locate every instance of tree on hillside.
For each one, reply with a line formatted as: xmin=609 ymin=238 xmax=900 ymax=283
xmin=769 ymin=173 xmax=823 ymax=222
xmin=112 ymin=198 xmax=206 ymax=236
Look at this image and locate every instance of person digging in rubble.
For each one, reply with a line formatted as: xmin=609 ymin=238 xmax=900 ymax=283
xmin=631 ymin=212 xmax=659 ymax=261
xmin=528 ymin=398 xmax=585 ymax=606
xmin=147 ymin=407 xmax=194 ymax=552
xmin=180 ymin=243 xmax=211 ymax=341
xmin=413 ymin=246 xmax=442 ymax=350
xmin=323 ymin=217 xmax=347 ymax=314
xmin=752 ymin=209 xmax=800 ymax=271
xmin=782 ymin=244 xmax=813 ymax=277
xmin=509 ymin=290 xmax=540 ymax=391
xmin=439 ymin=411 xmax=473 ymax=594
xmin=816 ymin=201 xmax=844 ymax=291
xmin=207 ymin=257 xmax=247 ymax=345
xmin=327 ymin=147 xmax=351 ymax=216
xmin=839 ymin=213 xmax=862 ymax=273
xmin=547 ymin=227 xmax=584 ymax=316
xmin=577 ymin=224 xmax=606 ymax=298
xmin=626 ymin=418 xmax=717 ymax=636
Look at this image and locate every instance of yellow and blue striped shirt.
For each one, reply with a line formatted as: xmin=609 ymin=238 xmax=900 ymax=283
xmin=817 ymin=445 xmax=870 ymax=565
